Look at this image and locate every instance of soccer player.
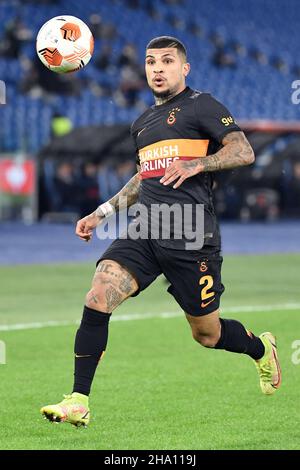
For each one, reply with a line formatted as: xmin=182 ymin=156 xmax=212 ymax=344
xmin=41 ymin=37 xmax=281 ymax=427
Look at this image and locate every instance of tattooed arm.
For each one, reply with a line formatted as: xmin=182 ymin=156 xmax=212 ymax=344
xmin=96 ymin=165 xmax=141 ymax=216
xmin=198 ymin=131 xmax=255 ymax=172
xmin=160 ymin=131 xmax=255 ymax=189
xmin=76 ymin=165 xmax=141 ymax=242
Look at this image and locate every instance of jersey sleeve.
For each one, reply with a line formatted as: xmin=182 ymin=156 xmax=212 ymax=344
xmin=130 ymin=121 xmax=140 ymax=165
xmin=195 ymin=93 xmax=241 ymax=143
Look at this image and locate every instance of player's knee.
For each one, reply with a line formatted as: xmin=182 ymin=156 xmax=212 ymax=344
xmin=85 ymin=273 xmax=119 ymax=313
xmin=192 ymin=330 xmax=219 ymax=348
xmin=85 ymin=286 xmax=110 ymax=312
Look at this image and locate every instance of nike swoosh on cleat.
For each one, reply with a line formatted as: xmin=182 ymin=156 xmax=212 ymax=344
xmin=75 ymin=354 xmax=91 ymax=358
xmin=82 ymin=411 xmax=89 ymax=419
xmin=272 ymin=349 xmax=281 ymax=387
xmin=201 ymin=298 xmax=215 ymax=308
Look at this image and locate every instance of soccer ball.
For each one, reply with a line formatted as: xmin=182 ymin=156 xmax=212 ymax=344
xmin=36 ymin=15 xmax=94 ymax=73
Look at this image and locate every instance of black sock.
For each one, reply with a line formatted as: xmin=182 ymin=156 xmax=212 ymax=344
xmin=214 ymin=318 xmax=265 ymax=360
xmin=73 ymin=306 xmax=111 ymax=396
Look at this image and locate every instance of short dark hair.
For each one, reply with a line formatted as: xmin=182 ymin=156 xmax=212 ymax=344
xmin=146 ymin=36 xmax=187 ymax=60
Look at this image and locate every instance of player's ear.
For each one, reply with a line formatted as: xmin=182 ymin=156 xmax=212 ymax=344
xmin=183 ymin=62 xmax=190 ymax=77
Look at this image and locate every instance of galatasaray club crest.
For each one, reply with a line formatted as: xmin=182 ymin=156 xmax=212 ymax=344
xmin=167 ymin=107 xmax=181 ymax=125
xmin=199 ymin=261 xmax=208 ymax=272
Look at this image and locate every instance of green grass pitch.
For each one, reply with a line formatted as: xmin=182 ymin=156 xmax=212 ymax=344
xmin=0 ymin=254 xmax=300 ymax=450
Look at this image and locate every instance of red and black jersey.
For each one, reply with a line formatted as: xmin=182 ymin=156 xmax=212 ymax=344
xmin=131 ymin=86 xmax=241 ymax=249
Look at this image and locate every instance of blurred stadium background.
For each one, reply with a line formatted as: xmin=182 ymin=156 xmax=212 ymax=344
xmin=0 ymin=0 xmax=300 ymax=451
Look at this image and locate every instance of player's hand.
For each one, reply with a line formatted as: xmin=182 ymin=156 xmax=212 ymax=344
xmin=75 ymin=212 xmax=103 ymax=242
xmin=160 ymin=159 xmax=203 ymax=189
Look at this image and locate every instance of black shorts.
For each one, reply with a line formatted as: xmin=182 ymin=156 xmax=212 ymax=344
xmin=97 ymin=238 xmax=225 ymax=316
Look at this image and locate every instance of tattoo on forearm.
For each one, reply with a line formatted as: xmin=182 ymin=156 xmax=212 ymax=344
xmin=202 ymin=154 xmax=223 ymax=172
xmin=110 ymin=172 xmax=141 ymax=211
xmin=201 ymin=131 xmax=254 ymax=172
xmin=94 ymin=172 xmax=140 ymax=217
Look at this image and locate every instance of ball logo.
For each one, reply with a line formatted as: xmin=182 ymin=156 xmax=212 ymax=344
xmin=167 ymin=107 xmax=180 ymax=125
xmin=38 ymin=47 xmax=63 ymax=66
xmin=60 ymin=23 xmax=81 ymax=41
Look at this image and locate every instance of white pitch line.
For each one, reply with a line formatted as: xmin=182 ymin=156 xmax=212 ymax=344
xmin=0 ymin=303 xmax=300 ymax=332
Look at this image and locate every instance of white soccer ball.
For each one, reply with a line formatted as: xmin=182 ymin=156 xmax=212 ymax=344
xmin=36 ymin=15 xmax=94 ymax=73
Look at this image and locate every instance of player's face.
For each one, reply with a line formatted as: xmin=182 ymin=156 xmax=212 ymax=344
xmin=145 ymin=48 xmax=190 ymax=98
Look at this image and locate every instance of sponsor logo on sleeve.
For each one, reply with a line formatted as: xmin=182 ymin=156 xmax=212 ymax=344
xmin=221 ymin=116 xmax=235 ymax=126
